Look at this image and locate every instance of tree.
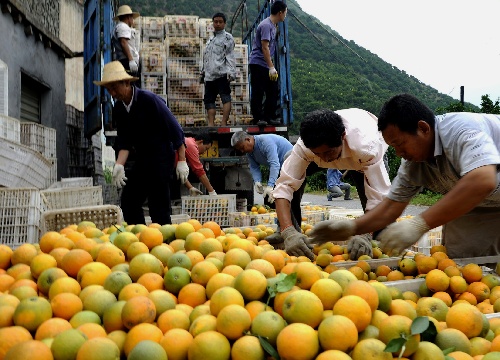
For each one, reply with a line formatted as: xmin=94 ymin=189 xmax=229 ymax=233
xmin=480 ymin=94 xmax=500 ymax=114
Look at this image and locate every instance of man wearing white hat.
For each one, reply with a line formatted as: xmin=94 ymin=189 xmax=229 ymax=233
xmin=94 ymin=61 xmax=189 ymax=226
xmin=112 ymin=5 xmax=140 ymax=77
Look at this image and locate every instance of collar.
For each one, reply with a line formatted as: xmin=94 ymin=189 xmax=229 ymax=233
xmin=214 ymin=29 xmax=225 ymax=35
xmin=433 ymin=115 xmax=443 ymax=157
xmin=122 ymin=86 xmax=135 ymax=112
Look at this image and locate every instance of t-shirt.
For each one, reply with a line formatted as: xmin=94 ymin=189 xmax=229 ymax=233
xmin=249 ymin=17 xmax=277 ymax=68
xmin=112 ymin=22 xmax=139 ymax=63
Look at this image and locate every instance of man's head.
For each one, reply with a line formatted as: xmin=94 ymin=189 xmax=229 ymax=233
xmin=114 ymin=5 xmax=139 ymax=26
xmin=212 ymin=13 xmax=226 ymax=32
xmin=378 ymin=94 xmax=435 ymax=162
xmin=93 ymin=61 xmax=138 ymax=102
xmin=194 ymin=132 xmax=213 ymax=154
xmin=271 ymin=1 xmax=288 ymax=21
xmin=300 ymin=109 xmax=345 ymax=162
xmin=231 ymin=131 xmax=255 ymax=154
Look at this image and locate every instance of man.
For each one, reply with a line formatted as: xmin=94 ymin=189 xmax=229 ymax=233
xmin=112 ymin=5 xmax=140 ymax=77
xmin=94 ymin=61 xmax=189 ymax=226
xmin=249 ymin=1 xmax=287 ymax=126
xmin=273 ymin=109 xmax=391 ymax=260
xmin=326 ymin=169 xmax=353 ymax=201
xmin=201 ymin=12 xmax=236 ymax=126
xmin=173 ymin=132 xmax=218 ymax=198
xmin=310 ymin=94 xmax=500 ymax=259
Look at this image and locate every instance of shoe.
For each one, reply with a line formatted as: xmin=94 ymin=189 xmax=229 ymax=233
xmin=344 ymin=198 xmax=353 ymax=200
xmin=257 ymin=120 xmax=268 ymax=127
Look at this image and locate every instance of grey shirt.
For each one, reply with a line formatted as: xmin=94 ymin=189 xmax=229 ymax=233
xmin=112 ymin=21 xmax=139 ymax=63
xmin=202 ymin=30 xmax=236 ymax=81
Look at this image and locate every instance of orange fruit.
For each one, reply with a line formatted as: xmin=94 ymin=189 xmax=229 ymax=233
xmin=202 ymin=221 xmax=221 ymax=237
xmin=128 ymin=253 xmax=164 ymax=282
xmin=185 ymin=250 xmax=204 ymax=267
xmin=438 ymin=258 xmax=457 ymax=271
xmin=468 ymin=282 xmax=491 ymax=303
xmin=379 ymin=314 xmax=420 ymax=357
xmin=139 ymin=227 xmax=163 ymax=250
xmin=95 ymin=245 xmax=126 ymax=269
xmin=446 ymin=302 xmax=484 ymax=338
xmin=163 ymin=266 xmax=191 ymax=295
xmin=160 ymin=328 xmax=193 ymax=360
xmin=11 ymin=244 xmax=38 ymax=266
xmin=112 ymin=232 xmax=138 ymax=253
xmin=82 ymin=289 xmax=117 ymax=318
xmin=220 ymin=264 xmax=243 ymax=277
xmin=244 ymin=300 xmax=272 ymax=320
xmin=205 ymin=273 xmax=234 ymax=299
xmin=150 ymin=244 xmax=174 ymax=267
xmin=294 ymin=261 xmax=322 ymax=290
xmin=318 ymin=314 xmax=358 ymax=352
xmin=136 ymin=272 xmax=164 ymax=292
xmin=250 ymin=310 xmax=286 ymax=346
xmin=177 ymin=283 xmax=207 ymax=308
xmin=276 ymin=323 xmax=319 ymax=360
xmin=332 ymin=294 xmax=372 ymax=332
xmin=309 ymin=278 xmax=343 ymax=311
xmin=123 ymin=322 xmax=163 ymax=357
xmin=233 ymin=269 xmax=267 ymax=301
xmin=416 ymin=255 xmax=438 ymax=274
xmin=230 ymin=335 xmax=266 ymax=360
xmin=156 ymin=309 xmax=191 ymax=334
xmin=462 ymin=263 xmax=483 ymax=284
xmin=190 ymin=260 xmax=219 ymax=287
xmin=13 ymin=296 xmax=53 ymax=332
xmin=223 ymin=248 xmax=252 ymax=269
xmin=50 ymin=328 xmax=87 ymax=360
xmin=416 ymin=296 xmax=449 ymax=321
xmin=215 ymin=304 xmax=251 ymax=340
xmin=209 ymin=286 xmax=245 ymax=316
xmin=103 ymin=271 xmax=133 ymax=296
xmin=261 ymin=250 xmax=286 ymax=273
xmin=77 ymin=262 xmax=112 ymax=288
xmin=126 ymin=241 xmax=149 ymax=260
xmin=189 ymin=304 xmax=211 ymax=323
xmin=426 ymin=269 xmax=450 ymax=292
xmin=431 ymin=251 xmax=449 ymax=263
xmin=166 ymin=252 xmax=192 ymax=270
xmin=29 ymin=253 xmax=57 ymax=279
xmin=189 ymin=314 xmax=217 ymax=338
xmin=39 ymin=232 xmax=64 ymax=253
xmin=75 ymin=337 xmax=120 ymax=360
xmin=343 ymin=280 xmax=379 ymax=313
xmin=175 ymin=222 xmax=196 ymax=240
xmin=6 ymin=263 xmax=31 ymax=280
xmin=198 ymin=238 xmax=224 ymax=257
xmin=0 ymin=274 xmax=15 ymax=292
xmin=457 ymin=291 xmax=478 ymax=306
xmin=450 ymin=275 xmax=468 ymax=294
xmin=187 ymin=331 xmax=231 ymax=360
xmin=76 ymin=322 xmax=107 ymax=339
xmin=49 ymin=247 xmax=70 ymax=268
xmin=102 ymin=300 xmax=126 ymax=333
xmin=184 ymin=232 xmax=205 ymax=252
xmin=48 ymin=276 xmax=81 ymax=300
xmin=34 ymin=317 xmax=72 ymax=340
xmin=389 ymin=299 xmax=417 ymax=320
xmin=0 ymin=326 xmax=33 ymax=359
xmin=121 ymin=295 xmax=156 ymax=329
xmin=51 ymin=292 xmax=83 ymax=320
xmin=3 ymin=339 xmax=52 ymax=360
xmin=282 ymin=289 xmax=324 ymax=328
xmin=187 ymin=219 xmax=202 ymax=231
xmin=273 ymin=286 xmax=300 ymax=316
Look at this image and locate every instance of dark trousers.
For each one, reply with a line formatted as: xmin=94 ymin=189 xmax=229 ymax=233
xmin=121 ymin=161 xmax=172 ymax=225
xmin=250 ymin=64 xmax=278 ymax=123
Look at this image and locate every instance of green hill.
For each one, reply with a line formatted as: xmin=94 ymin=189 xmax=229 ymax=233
xmin=127 ymin=0 xmax=477 ymax=133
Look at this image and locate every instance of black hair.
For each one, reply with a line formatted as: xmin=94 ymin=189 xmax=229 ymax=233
xmin=271 ymin=1 xmax=287 ymax=15
xmin=194 ymin=131 xmax=213 ymax=145
xmin=300 ymin=109 xmax=345 ymax=149
xmin=378 ymin=93 xmax=435 ymax=134
xmin=212 ymin=12 xmax=226 ymax=23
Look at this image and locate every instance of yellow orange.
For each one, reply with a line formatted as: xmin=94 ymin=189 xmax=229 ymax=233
xmin=318 ymin=314 xmax=358 ymax=352
xmin=159 ymin=329 xmax=193 ymax=360
xmin=332 ymin=295 xmax=372 ymax=332
xmin=121 ymin=295 xmax=156 ymax=329
xmin=51 ymin=292 xmax=83 ymax=320
xmin=276 ymin=323 xmax=319 ymax=360
xmin=61 ymin=249 xmax=94 ymax=278
xmin=215 ymin=304 xmax=251 ymax=340
xmin=282 ymin=289 xmax=324 ymax=328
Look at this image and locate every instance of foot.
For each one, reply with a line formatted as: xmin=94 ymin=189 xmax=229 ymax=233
xmin=344 ymin=198 xmax=353 ymax=200
xmin=327 ymin=195 xmax=333 ymax=201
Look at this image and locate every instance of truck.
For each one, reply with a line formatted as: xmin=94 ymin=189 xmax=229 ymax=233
xmin=83 ymin=0 xmax=293 ymax=208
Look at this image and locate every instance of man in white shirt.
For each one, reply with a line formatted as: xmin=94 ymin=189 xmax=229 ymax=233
xmin=112 ymin=5 xmax=140 ymax=77
xmin=273 ymin=108 xmax=391 ymax=259
xmin=310 ymin=94 xmax=500 ymax=259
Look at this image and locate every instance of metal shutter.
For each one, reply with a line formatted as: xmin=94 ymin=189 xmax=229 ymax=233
xmin=0 ymin=60 xmax=7 ymax=115
xmin=20 ymin=82 xmax=41 ymax=123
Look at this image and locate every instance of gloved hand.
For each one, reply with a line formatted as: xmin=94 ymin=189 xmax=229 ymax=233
xmin=347 ymin=234 xmax=373 ymax=260
xmin=129 ymin=60 xmax=138 ymax=73
xmin=176 ymin=161 xmax=189 ymax=184
xmin=378 ymin=215 xmax=430 ymax=256
xmin=308 ymin=219 xmax=356 ymax=245
xmin=254 ymin=182 xmax=264 ymax=194
xmin=282 ymin=226 xmax=314 ymax=260
xmin=208 ymin=190 xmax=217 ymax=196
xmin=112 ymin=164 xmax=127 ymax=188
xmin=227 ymin=73 xmax=235 ymax=82
xmin=269 ymin=67 xmax=278 ymax=81
xmin=263 ymin=186 xmax=274 ymax=203
xmin=189 ymin=187 xmax=203 ymax=196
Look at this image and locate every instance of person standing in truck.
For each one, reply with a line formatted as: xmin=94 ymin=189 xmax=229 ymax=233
xmin=94 ymin=61 xmax=189 ymax=226
xmin=201 ymin=12 xmax=236 ymax=127
xmin=249 ymin=0 xmax=287 ymax=126
xmin=112 ymin=5 xmax=140 ymax=78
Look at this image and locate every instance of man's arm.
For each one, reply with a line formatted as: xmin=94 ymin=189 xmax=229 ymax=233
xmin=247 ymin=155 xmax=263 ymax=183
xmin=261 ymin=40 xmax=274 ymax=69
xmin=275 ymin=198 xmax=294 ymax=230
xmin=260 ymin=140 xmax=281 ymax=187
xmin=115 ymin=149 xmax=130 ymax=166
xmin=119 ymin=38 xmax=134 ymax=61
xmin=177 ymin=143 xmax=186 ymax=161
xmin=198 ymin=174 xmax=215 ymax=193
xmin=226 ymin=36 xmax=236 ymax=78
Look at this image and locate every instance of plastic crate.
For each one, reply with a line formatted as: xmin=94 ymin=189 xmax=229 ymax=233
xmin=45 ymin=157 xmax=58 ymax=189
xmin=142 ymin=73 xmax=166 ymax=95
xmin=20 ymin=122 xmax=57 ymax=158
xmin=140 ymin=50 xmax=166 ymax=73
xmin=167 ymin=78 xmax=204 ymax=99
xmin=164 ymin=15 xmax=199 ymax=38
xmin=228 ymin=211 xmax=277 ymax=227
xmin=167 ymin=58 xmax=202 ymax=79
xmin=41 ymin=205 xmax=123 ymax=233
xmin=0 ymin=188 xmax=43 ymax=249
xmin=181 ymin=194 xmax=236 ymax=227
xmin=234 ymin=44 xmax=249 ymax=64
xmin=166 ymin=37 xmax=202 ymax=58
xmin=301 ymin=209 xmax=331 ymax=225
xmin=145 ymin=213 xmax=190 ymax=226
xmin=140 ymin=16 xmax=165 ymax=40
xmin=0 ymin=138 xmax=52 ymax=188
xmin=40 ymin=186 xmax=103 ymax=210
xmin=102 ymin=184 xmax=121 ymax=206
xmin=329 ymin=209 xmax=365 ymax=220
xmin=0 ymin=115 xmax=21 ymax=143
xmin=60 ymin=177 xmax=93 ymax=188
xmin=410 ymin=226 xmax=443 ymax=255
xmin=198 ymin=18 xmax=214 ymax=39
xmin=168 ymin=98 xmax=205 ymax=116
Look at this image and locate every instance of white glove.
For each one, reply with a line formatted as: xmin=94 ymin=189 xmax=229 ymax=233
xmin=378 ymin=215 xmax=430 ymax=256
xmin=308 ymin=219 xmax=356 ymax=245
xmin=208 ymin=190 xmax=217 ymax=196
xmin=129 ymin=60 xmax=138 ymax=73
xmin=269 ymin=67 xmax=278 ymax=81
xmin=189 ymin=187 xmax=203 ymax=196
xmin=227 ymin=73 xmax=235 ymax=82
xmin=176 ymin=161 xmax=189 ymax=184
xmin=254 ymin=182 xmax=264 ymax=194
xmin=347 ymin=234 xmax=373 ymax=259
xmin=282 ymin=226 xmax=314 ymax=260
xmin=112 ymin=164 xmax=127 ymax=188
xmin=263 ymin=186 xmax=274 ymax=203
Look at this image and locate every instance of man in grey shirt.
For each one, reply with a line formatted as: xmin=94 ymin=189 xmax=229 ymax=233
xmin=310 ymin=93 xmax=500 ymax=258
xmin=112 ymin=5 xmax=140 ymax=76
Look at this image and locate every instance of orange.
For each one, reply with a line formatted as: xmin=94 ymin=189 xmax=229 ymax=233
xmin=462 ymin=263 xmax=483 ymax=284
xmin=121 ymin=295 xmax=156 ymax=329
xmin=102 ymin=300 xmax=126 ymax=333
xmin=175 ymin=222 xmax=196 ymax=240
xmin=426 ymin=269 xmax=450 ymax=292
xmin=209 ymin=286 xmax=245 ymax=316
xmin=190 ymin=260 xmax=219 ymax=287
xmin=166 ymin=252 xmax=192 ymax=270
xmin=0 ymin=274 xmax=15 ymax=292
xmin=446 ymin=302 xmax=484 ymax=338
xmin=187 ymin=219 xmax=202 ymax=231
xmin=450 ymin=275 xmax=469 ymax=294
xmin=29 ymin=253 xmax=57 ymax=279
xmin=230 ymin=335 xmax=266 ymax=360
xmin=9 ymin=278 xmax=37 ymax=293
xmin=189 ymin=304 xmax=211 ymax=323
xmin=169 ymin=239 xmax=186 ymax=252
xmin=177 ymin=283 xmax=207 ymax=308
xmin=187 ymin=331 xmax=231 ymax=360
xmin=13 ymin=296 xmax=52 ymax=332
xmin=432 ymin=291 xmax=452 ymax=306
xmin=294 ymin=261 xmax=322 ymax=290
xmin=205 ymin=273 xmax=234 ymax=299
xmin=273 ymin=286 xmax=300 ymax=316
xmin=123 ymin=322 xmax=163 ymax=357
xmin=444 ymin=265 xmax=462 ymax=277
xmin=309 ymin=278 xmax=343 ymax=311
xmin=6 ymin=263 xmax=31 ymax=280
xmin=438 ymin=258 xmax=457 ymax=271
xmin=76 ymin=322 xmax=107 ymax=339
xmin=95 ymin=245 xmax=126 ymax=268
xmin=49 ymin=247 xmax=70 ymax=268
xmin=74 ymin=236 xmax=98 ymax=253
xmin=233 ymin=269 xmax=267 ymax=301
xmin=416 ymin=255 xmax=438 ymax=274
xmin=60 ymin=249 xmax=93 ymax=278
xmin=469 ymin=337 xmax=491 ymax=356
xmin=468 ymin=282 xmax=491 ymax=303
xmin=34 ymin=317 xmax=72 ymax=340
xmin=215 ymin=304 xmax=251 ymax=340
xmin=244 ymin=300 xmax=272 ymax=320
xmin=446 ymin=351 xmax=475 ymax=360
xmin=416 ymin=296 xmax=449 ymax=322
xmin=261 ymin=250 xmax=286 ymax=273
xmin=51 ymin=292 xmax=83 ymax=320
xmin=112 ymin=231 xmax=138 ymax=253
xmin=136 ymin=272 xmax=164 ymax=292
xmin=431 ymin=251 xmax=449 ymax=263
xmin=126 ymin=241 xmax=149 ymax=260
xmin=282 ymin=289 xmax=324 ymax=328
xmin=352 ymin=338 xmax=394 ymax=360
xmin=0 ymin=326 xmax=33 ymax=360
xmin=0 ymin=304 xmax=15 ymax=328
xmin=160 ymin=329 xmax=193 ymax=360
xmin=189 ymin=314 xmax=217 ymax=338
xmin=202 ymin=221 xmax=221 ymax=237
xmin=3 ymin=339 xmax=52 ymax=360
xmin=103 ymin=271 xmax=132 ymax=296
xmin=82 ymin=289 xmax=117 ymax=318
xmin=379 ymin=314 xmax=420 ymax=357
xmin=156 ymin=309 xmax=191 ymax=334
xmin=11 ymin=244 xmax=38 ymax=266
xmin=150 ymin=244 xmax=173 ymax=267
xmin=318 ymin=314 xmax=358 ymax=352
xmin=9 ymin=285 xmax=37 ymax=301
xmin=75 ymin=337 xmax=120 ymax=360
xmin=127 ymin=339 xmax=167 ymax=360
xmin=48 ymin=276 xmax=81 ymax=300
xmin=221 ymin=264 xmax=243 ymax=277
xmin=316 ymin=350 xmax=353 ymax=360
xmin=250 ymin=310 xmax=286 ymax=347
xmin=276 ymin=323 xmax=319 ymax=360
xmin=52 ymin=235 xmax=77 ymax=250
xmin=328 ymin=269 xmax=358 ymax=291
xmin=139 ymin=227 xmax=163 ymax=250
xmin=163 ymin=267 xmax=191 ymax=295
xmin=77 ymin=262 xmax=112 ymax=288
xmin=184 ymin=232 xmax=205 ymax=252
xmin=389 ymin=299 xmax=417 ymax=320
xmin=223 ymin=248 xmax=252 ymax=269
xmin=39 ymin=232 xmax=64 ymax=253
xmin=50 ymin=328 xmax=87 ymax=360
xmin=332 ymin=295 xmax=372 ymax=332
xmin=458 ymin=291 xmax=478 ymax=306
xmin=343 ymin=280 xmax=379 ymax=313
xmin=185 ymin=250 xmax=204 ymax=267
xmin=128 ymin=253 xmax=164 ymax=282
xmin=198 ymin=238 xmax=224 ymax=257
xmin=387 ymin=270 xmax=405 ymax=281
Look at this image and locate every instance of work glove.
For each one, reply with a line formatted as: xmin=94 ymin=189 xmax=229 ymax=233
xmin=112 ymin=164 xmax=127 ymax=188
xmin=176 ymin=161 xmax=189 ymax=184
xmin=254 ymin=182 xmax=264 ymax=194
xmin=265 ymin=232 xmax=284 ymax=244
xmin=269 ymin=67 xmax=278 ymax=81
xmin=189 ymin=187 xmax=203 ymax=196
xmin=378 ymin=215 xmax=430 ymax=256
xmin=308 ymin=219 xmax=356 ymax=245
xmin=129 ymin=60 xmax=138 ymax=73
xmin=282 ymin=226 xmax=314 ymax=260
xmin=208 ymin=190 xmax=217 ymax=196
xmin=347 ymin=234 xmax=373 ymax=260
xmin=263 ymin=186 xmax=274 ymax=203
xmin=227 ymin=73 xmax=235 ymax=82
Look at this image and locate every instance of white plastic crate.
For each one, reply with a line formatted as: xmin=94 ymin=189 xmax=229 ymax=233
xmin=41 ymin=186 xmax=103 ymax=210
xmin=102 ymin=184 xmax=121 ymax=206
xmin=164 ymin=15 xmax=199 ymax=38
xmin=0 ymin=188 xmax=43 ymax=249
xmin=0 ymin=138 xmax=52 ymax=188
xmin=41 ymin=205 xmax=123 ymax=233
xmin=166 ymin=37 xmax=202 ymax=58
xmin=228 ymin=211 xmax=277 ymax=227
xmin=60 ymin=177 xmax=93 ymax=188
xmin=410 ymin=226 xmax=443 ymax=255
xmin=301 ymin=209 xmax=333 ymax=225
xmin=20 ymin=122 xmax=57 ymax=158
xmin=145 ymin=213 xmax=190 ymax=225
xmin=45 ymin=157 xmax=58 ymax=189
xmin=181 ymin=194 xmax=236 ymax=227
xmin=0 ymin=115 xmax=21 ymax=143
xmin=329 ymin=209 xmax=365 ymax=220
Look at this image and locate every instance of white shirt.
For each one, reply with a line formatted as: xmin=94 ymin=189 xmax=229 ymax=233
xmin=113 ymin=22 xmax=139 ymax=63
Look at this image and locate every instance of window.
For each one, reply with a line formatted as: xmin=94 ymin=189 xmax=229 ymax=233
xmin=20 ymin=73 xmax=43 ymax=123
xmin=0 ymin=60 xmax=7 ymax=115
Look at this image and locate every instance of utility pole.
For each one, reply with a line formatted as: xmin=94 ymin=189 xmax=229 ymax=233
xmin=460 ymin=86 xmax=464 ymax=105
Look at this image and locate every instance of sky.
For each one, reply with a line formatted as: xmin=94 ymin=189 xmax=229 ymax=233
xmin=293 ymin=0 xmax=500 ymax=107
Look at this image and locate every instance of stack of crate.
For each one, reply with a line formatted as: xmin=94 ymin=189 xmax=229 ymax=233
xmin=66 ymin=105 xmax=88 ymax=177
xmin=140 ymin=17 xmax=166 ymax=98
xmin=164 ymin=15 xmax=205 ymax=127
